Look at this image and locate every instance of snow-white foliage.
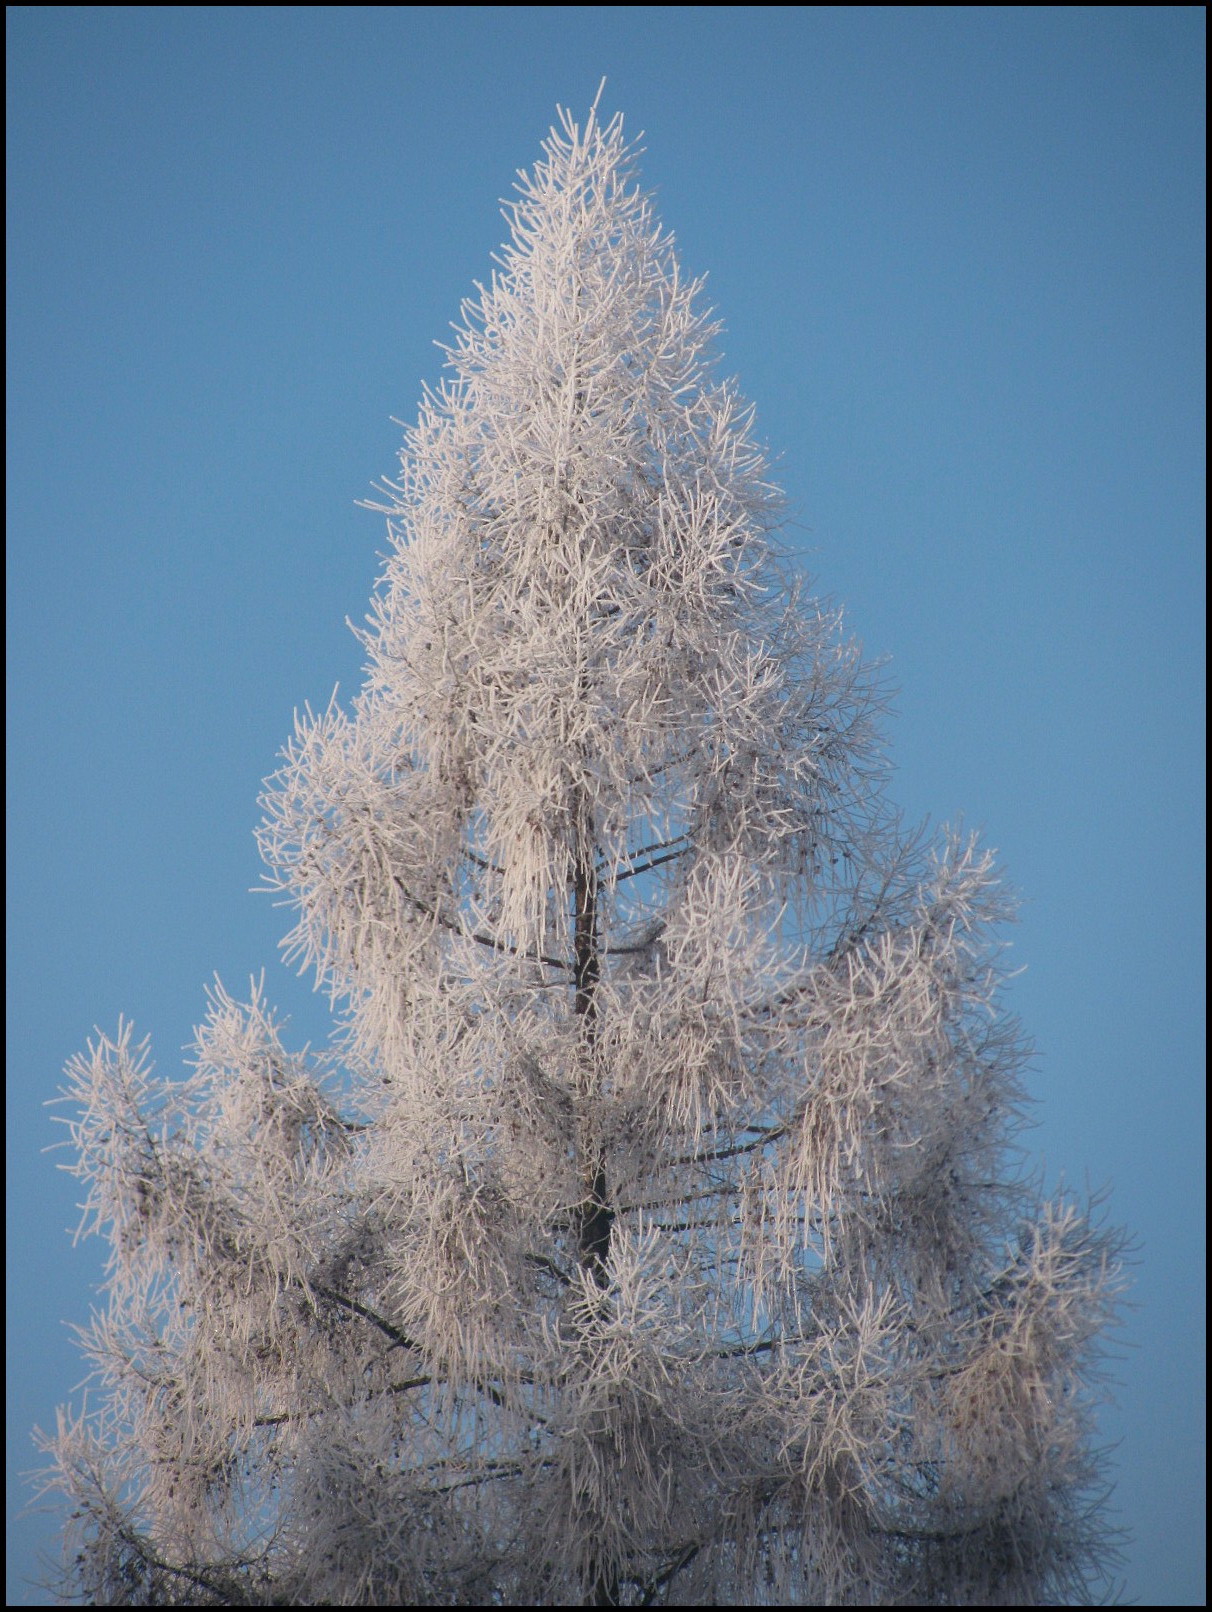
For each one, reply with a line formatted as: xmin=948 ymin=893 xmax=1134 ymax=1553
xmin=42 ymin=101 xmax=1125 ymax=1606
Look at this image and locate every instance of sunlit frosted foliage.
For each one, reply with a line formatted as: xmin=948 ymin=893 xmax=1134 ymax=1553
xmin=42 ymin=98 xmax=1124 ymax=1605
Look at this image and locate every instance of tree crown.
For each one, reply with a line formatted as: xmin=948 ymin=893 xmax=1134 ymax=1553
xmin=42 ymin=99 xmax=1125 ymax=1607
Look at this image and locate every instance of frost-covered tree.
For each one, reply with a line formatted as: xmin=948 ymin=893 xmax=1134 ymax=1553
xmin=42 ymin=99 xmax=1124 ymax=1606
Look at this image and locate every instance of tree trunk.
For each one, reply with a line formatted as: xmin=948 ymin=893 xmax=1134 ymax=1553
xmin=572 ymin=833 xmax=619 ymax=1604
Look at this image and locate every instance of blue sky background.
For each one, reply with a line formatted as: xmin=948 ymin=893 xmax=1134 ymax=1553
xmin=7 ymin=7 xmax=1204 ymax=1603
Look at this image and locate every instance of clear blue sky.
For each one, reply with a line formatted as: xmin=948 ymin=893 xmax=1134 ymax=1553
xmin=7 ymin=7 xmax=1204 ymax=1603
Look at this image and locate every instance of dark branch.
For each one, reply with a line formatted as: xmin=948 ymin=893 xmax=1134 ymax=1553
xmin=309 ymin=1281 xmax=421 ymax=1352
xmin=606 ymin=847 xmax=690 ymax=886
xmin=639 ymin=1541 xmax=702 ymax=1606
xmin=392 ymin=874 xmax=570 ymax=970
xmin=668 ymin=1122 xmax=788 ymax=1168
xmin=253 ymin=1375 xmax=432 ymax=1428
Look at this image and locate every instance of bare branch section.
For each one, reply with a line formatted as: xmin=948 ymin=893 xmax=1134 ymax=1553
xmin=41 ymin=97 xmax=1125 ymax=1607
